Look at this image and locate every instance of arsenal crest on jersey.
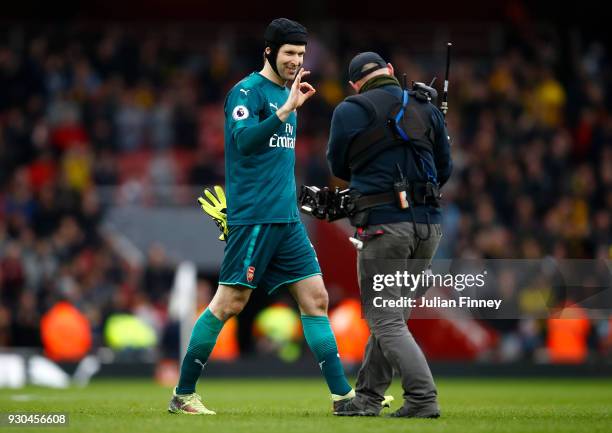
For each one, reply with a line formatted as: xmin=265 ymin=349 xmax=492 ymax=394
xmin=246 ymin=266 xmax=255 ymax=282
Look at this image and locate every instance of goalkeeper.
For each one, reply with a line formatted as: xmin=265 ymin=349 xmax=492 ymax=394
xmin=168 ymin=18 xmax=355 ymax=415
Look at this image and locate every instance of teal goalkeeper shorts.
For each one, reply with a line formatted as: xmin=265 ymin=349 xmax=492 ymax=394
xmin=218 ymin=222 xmax=322 ymax=294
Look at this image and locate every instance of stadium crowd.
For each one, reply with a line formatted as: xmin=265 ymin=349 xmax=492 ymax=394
xmin=0 ymin=20 xmax=610 ymax=361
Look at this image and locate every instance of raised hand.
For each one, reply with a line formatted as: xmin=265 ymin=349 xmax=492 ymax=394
xmin=276 ymin=68 xmax=316 ymax=121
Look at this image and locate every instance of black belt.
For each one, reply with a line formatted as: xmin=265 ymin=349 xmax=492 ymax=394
xmin=352 ymin=191 xmax=395 ymax=212
xmin=351 ymin=182 xmax=440 ymax=212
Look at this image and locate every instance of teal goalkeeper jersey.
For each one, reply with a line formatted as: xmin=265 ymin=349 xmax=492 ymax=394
xmin=223 ymin=72 xmax=299 ymax=225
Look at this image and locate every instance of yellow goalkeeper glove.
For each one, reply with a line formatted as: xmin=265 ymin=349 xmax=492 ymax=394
xmin=197 ymin=185 xmax=228 ymax=241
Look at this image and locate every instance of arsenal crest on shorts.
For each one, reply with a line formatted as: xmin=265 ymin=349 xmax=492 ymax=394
xmin=246 ymin=266 xmax=255 ymax=282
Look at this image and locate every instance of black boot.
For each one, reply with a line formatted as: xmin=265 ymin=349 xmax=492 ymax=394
xmin=333 ymin=399 xmax=379 ymax=417
xmin=386 ymin=404 xmax=440 ymax=418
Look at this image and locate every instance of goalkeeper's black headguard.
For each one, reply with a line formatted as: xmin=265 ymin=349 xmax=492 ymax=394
xmin=264 ymin=18 xmax=308 ymax=78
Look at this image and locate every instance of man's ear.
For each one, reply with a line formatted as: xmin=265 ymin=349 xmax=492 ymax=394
xmin=349 ymin=81 xmax=359 ymax=93
xmin=265 ymin=47 xmax=272 ymax=55
xmin=387 ymin=63 xmax=394 ymax=76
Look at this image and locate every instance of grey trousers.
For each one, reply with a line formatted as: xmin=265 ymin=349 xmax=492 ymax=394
xmin=354 ymin=221 xmax=442 ymax=414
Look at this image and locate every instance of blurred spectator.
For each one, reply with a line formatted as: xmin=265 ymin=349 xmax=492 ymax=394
xmin=10 ymin=291 xmax=41 ymax=347
xmin=115 ymin=91 xmax=147 ymax=151
xmin=1 ymin=241 xmax=25 ymax=308
xmin=189 ymin=148 xmax=224 ymax=187
xmin=142 ymin=244 xmax=174 ymax=307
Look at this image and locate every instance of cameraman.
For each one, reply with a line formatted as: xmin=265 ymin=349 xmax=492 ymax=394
xmin=328 ymin=52 xmax=452 ymax=418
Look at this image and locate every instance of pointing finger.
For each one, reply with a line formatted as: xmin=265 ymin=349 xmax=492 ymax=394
xmin=296 ymin=68 xmax=304 ymax=83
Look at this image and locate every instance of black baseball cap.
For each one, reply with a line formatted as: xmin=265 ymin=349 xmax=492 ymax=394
xmin=349 ymin=52 xmax=387 ymax=82
xmin=264 ymin=18 xmax=308 ymax=46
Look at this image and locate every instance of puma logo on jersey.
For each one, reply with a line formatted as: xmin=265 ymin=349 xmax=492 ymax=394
xmin=269 ymin=102 xmax=279 ymax=110
xmin=194 ymin=359 xmax=206 ymax=368
xmin=240 ymin=89 xmax=250 ymax=96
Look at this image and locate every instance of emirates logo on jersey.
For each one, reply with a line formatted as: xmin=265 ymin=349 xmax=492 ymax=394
xmin=246 ymin=266 xmax=255 ymax=283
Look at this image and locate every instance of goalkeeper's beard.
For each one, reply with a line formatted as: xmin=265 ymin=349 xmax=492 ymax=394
xmin=275 ymin=60 xmax=301 ymax=82
xmin=278 ymin=65 xmax=301 ymax=81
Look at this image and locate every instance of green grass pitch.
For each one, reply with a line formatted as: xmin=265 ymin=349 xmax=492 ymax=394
xmin=1 ymin=378 xmax=611 ymax=433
